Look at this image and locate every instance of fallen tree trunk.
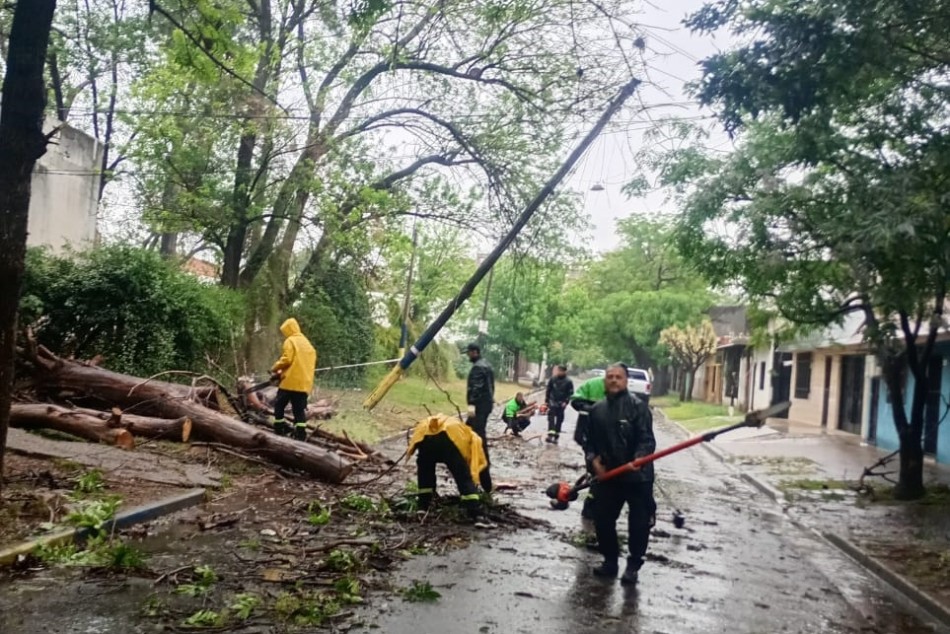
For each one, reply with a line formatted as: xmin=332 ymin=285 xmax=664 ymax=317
xmin=74 ymin=407 xmax=192 ymax=442
xmin=31 ymin=348 xmax=354 ymax=482
xmin=11 ymin=403 xmax=135 ymax=449
xmin=237 ymin=381 xmax=335 ymax=421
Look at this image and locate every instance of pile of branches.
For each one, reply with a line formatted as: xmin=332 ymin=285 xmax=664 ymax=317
xmin=11 ymin=344 xmax=388 ymax=483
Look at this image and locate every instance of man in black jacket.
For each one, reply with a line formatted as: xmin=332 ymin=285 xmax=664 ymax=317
xmin=586 ymin=364 xmax=656 ymax=585
xmin=465 ymin=343 xmax=495 ymax=492
xmin=544 ymin=365 xmax=573 ymax=444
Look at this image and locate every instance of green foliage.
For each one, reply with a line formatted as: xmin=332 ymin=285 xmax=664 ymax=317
xmin=274 ymin=591 xmax=342 ymax=626
xmin=66 ymin=497 xmax=121 ymax=533
xmin=324 ymin=548 xmax=361 ymax=573
xmin=71 ymin=469 xmax=105 ymax=497
xmin=339 ymin=494 xmax=377 ymax=513
xmin=21 ymin=247 xmax=244 ymax=377
xmin=401 ymin=580 xmax=441 ymax=603
xmin=34 ymin=535 xmax=148 ymax=570
xmin=293 ymin=261 xmax=374 ymax=386
xmin=333 ymin=576 xmax=363 ymax=604
xmin=558 ymin=218 xmax=713 ymax=370
xmin=307 ymin=502 xmax=332 ymax=526
xmin=176 ymin=565 xmax=218 ymax=597
xmin=229 ymin=593 xmax=260 ymax=621
xmin=671 ymin=0 xmax=950 ymax=498
xmin=184 ymin=609 xmax=224 ymax=628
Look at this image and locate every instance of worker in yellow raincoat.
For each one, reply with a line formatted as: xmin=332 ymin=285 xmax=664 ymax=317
xmin=407 ymin=415 xmax=490 ymax=518
xmin=270 ymin=318 xmax=317 ymax=440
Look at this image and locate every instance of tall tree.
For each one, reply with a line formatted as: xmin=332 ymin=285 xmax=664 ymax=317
xmin=660 ymin=320 xmax=716 ymax=401
xmin=0 ymin=0 xmax=57 ymax=491
xmin=673 ymin=0 xmax=950 ymax=499
xmin=585 ymin=217 xmax=713 ymax=369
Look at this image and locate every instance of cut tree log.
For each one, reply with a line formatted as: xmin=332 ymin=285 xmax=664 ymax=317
xmin=30 ymin=347 xmax=354 ymax=482
xmin=78 ymin=407 xmax=192 ymax=442
xmin=10 ymin=403 xmax=135 ymax=449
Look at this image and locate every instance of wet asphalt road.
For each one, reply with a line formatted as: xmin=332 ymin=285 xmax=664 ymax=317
xmin=357 ymin=407 xmax=945 ymax=634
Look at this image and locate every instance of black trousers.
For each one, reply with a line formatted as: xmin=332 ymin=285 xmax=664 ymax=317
xmin=592 ymin=479 xmax=656 ymax=569
xmin=274 ymin=389 xmax=308 ymax=424
xmin=467 ymin=402 xmax=493 ymax=492
xmin=503 ymin=415 xmax=530 ymax=433
xmin=547 ymin=405 xmax=566 ymax=437
xmin=416 ymin=432 xmax=480 ymax=506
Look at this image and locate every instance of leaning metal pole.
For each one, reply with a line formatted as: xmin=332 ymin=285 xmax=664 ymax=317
xmin=363 ymin=77 xmax=642 ymax=410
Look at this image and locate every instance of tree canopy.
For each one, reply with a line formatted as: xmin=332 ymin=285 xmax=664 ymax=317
xmin=663 ymin=0 xmax=950 ymax=498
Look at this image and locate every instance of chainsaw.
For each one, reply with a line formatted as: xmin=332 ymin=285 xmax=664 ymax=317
xmin=545 ymin=400 xmax=792 ymax=510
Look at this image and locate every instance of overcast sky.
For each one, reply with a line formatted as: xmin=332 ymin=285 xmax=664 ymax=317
xmin=563 ymin=0 xmax=733 ymax=253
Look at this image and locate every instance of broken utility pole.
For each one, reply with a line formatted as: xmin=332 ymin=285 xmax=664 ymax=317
xmin=364 ymin=76 xmax=642 ymax=410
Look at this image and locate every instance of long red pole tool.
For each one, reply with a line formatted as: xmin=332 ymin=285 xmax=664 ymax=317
xmin=545 ymin=401 xmax=792 ymax=509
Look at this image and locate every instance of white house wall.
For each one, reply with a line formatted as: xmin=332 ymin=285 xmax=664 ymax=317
xmin=748 ymin=345 xmax=773 ymax=412
xmin=27 ymin=120 xmax=103 ymax=253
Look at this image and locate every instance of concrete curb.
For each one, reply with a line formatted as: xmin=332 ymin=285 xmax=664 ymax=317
xmin=823 ymin=532 xmax=950 ymax=630
xmin=659 ymin=410 xmax=732 ymax=465
xmin=0 ymin=487 xmax=207 ymax=567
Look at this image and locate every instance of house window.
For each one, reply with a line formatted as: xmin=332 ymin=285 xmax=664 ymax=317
xmin=795 ymin=352 xmax=813 ymax=399
xmin=759 ymin=362 xmax=766 ymax=390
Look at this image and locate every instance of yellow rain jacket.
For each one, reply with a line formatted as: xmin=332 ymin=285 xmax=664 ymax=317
xmin=407 ymin=415 xmax=488 ymax=484
xmin=271 ymin=318 xmax=317 ymax=393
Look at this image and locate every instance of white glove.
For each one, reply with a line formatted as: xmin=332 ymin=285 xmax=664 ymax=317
xmin=466 ymin=405 xmax=476 ymax=417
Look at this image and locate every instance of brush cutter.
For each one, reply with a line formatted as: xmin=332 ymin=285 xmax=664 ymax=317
xmin=545 ymin=400 xmax=792 ymax=510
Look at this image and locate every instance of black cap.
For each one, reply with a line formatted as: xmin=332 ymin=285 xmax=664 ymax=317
xmin=465 ymin=343 xmax=481 ymax=353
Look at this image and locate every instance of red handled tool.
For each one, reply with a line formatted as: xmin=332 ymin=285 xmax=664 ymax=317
xmin=545 ymin=401 xmax=791 ymax=510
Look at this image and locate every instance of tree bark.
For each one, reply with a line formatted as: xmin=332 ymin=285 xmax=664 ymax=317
xmin=895 ymin=426 xmax=925 ymax=500
xmin=32 ymin=348 xmax=354 ymax=482
xmin=684 ymin=368 xmax=697 ymax=402
xmin=75 ymin=406 xmax=192 ymax=442
xmin=11 ymin=403 xmax=134 ymax=449
xmin=0 ymin=0 xmax=57 ymax=492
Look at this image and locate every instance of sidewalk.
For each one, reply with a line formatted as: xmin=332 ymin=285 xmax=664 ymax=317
xmin=660 ymin=409 xmax=950 ymax=629
xmin=712 ymin=419 xmax=950 ymax=486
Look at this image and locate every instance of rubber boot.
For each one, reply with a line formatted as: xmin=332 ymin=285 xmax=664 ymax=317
xmin=621 ymin=558 xmax=640 ymax=586
xmin=272 ymin=420 xmax=291 ymax=436
xmin=592 ymin=559 xmax=619 ymax=578
xmin=293 ymin=423 xmax=308 ymax=441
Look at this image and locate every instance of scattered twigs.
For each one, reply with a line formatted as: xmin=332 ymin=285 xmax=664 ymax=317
xmin=857 ymin=449 xmax=900 ymax=495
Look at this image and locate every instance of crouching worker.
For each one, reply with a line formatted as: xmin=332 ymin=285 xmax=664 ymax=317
xmin=270 ymin=318 xmax=317 ymax=441
xmin=407 ymin=415 xmax=490 ymax=519
xmin=502 ymin=393 xmax=537 ymax=436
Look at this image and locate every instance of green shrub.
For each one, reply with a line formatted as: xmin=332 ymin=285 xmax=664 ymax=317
xmin=293 ymin=262 xmax=374 ymax=387
xmin=21 ymin=246 xmax=244 ymax=377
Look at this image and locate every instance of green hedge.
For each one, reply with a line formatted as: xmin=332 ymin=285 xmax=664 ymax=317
xmin=20 ymin=247 xmax=244 ymax=377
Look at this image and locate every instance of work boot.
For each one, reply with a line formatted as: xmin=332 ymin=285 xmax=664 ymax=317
xmin=592 ymin=559 xmax=618 ymax=578
xmin=293 ymin=423 xmax=308 ymax=441
xmin=545 ymin=435 xmax=554 ymax=444
xmin=621 ymin=559 xmax=640 ymax=586
xmin=272 ymin=420 xmax=291 ymax=436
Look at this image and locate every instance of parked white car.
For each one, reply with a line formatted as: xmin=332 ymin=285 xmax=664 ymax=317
xmin=626 ymin=367 xmax=652 ymax=404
